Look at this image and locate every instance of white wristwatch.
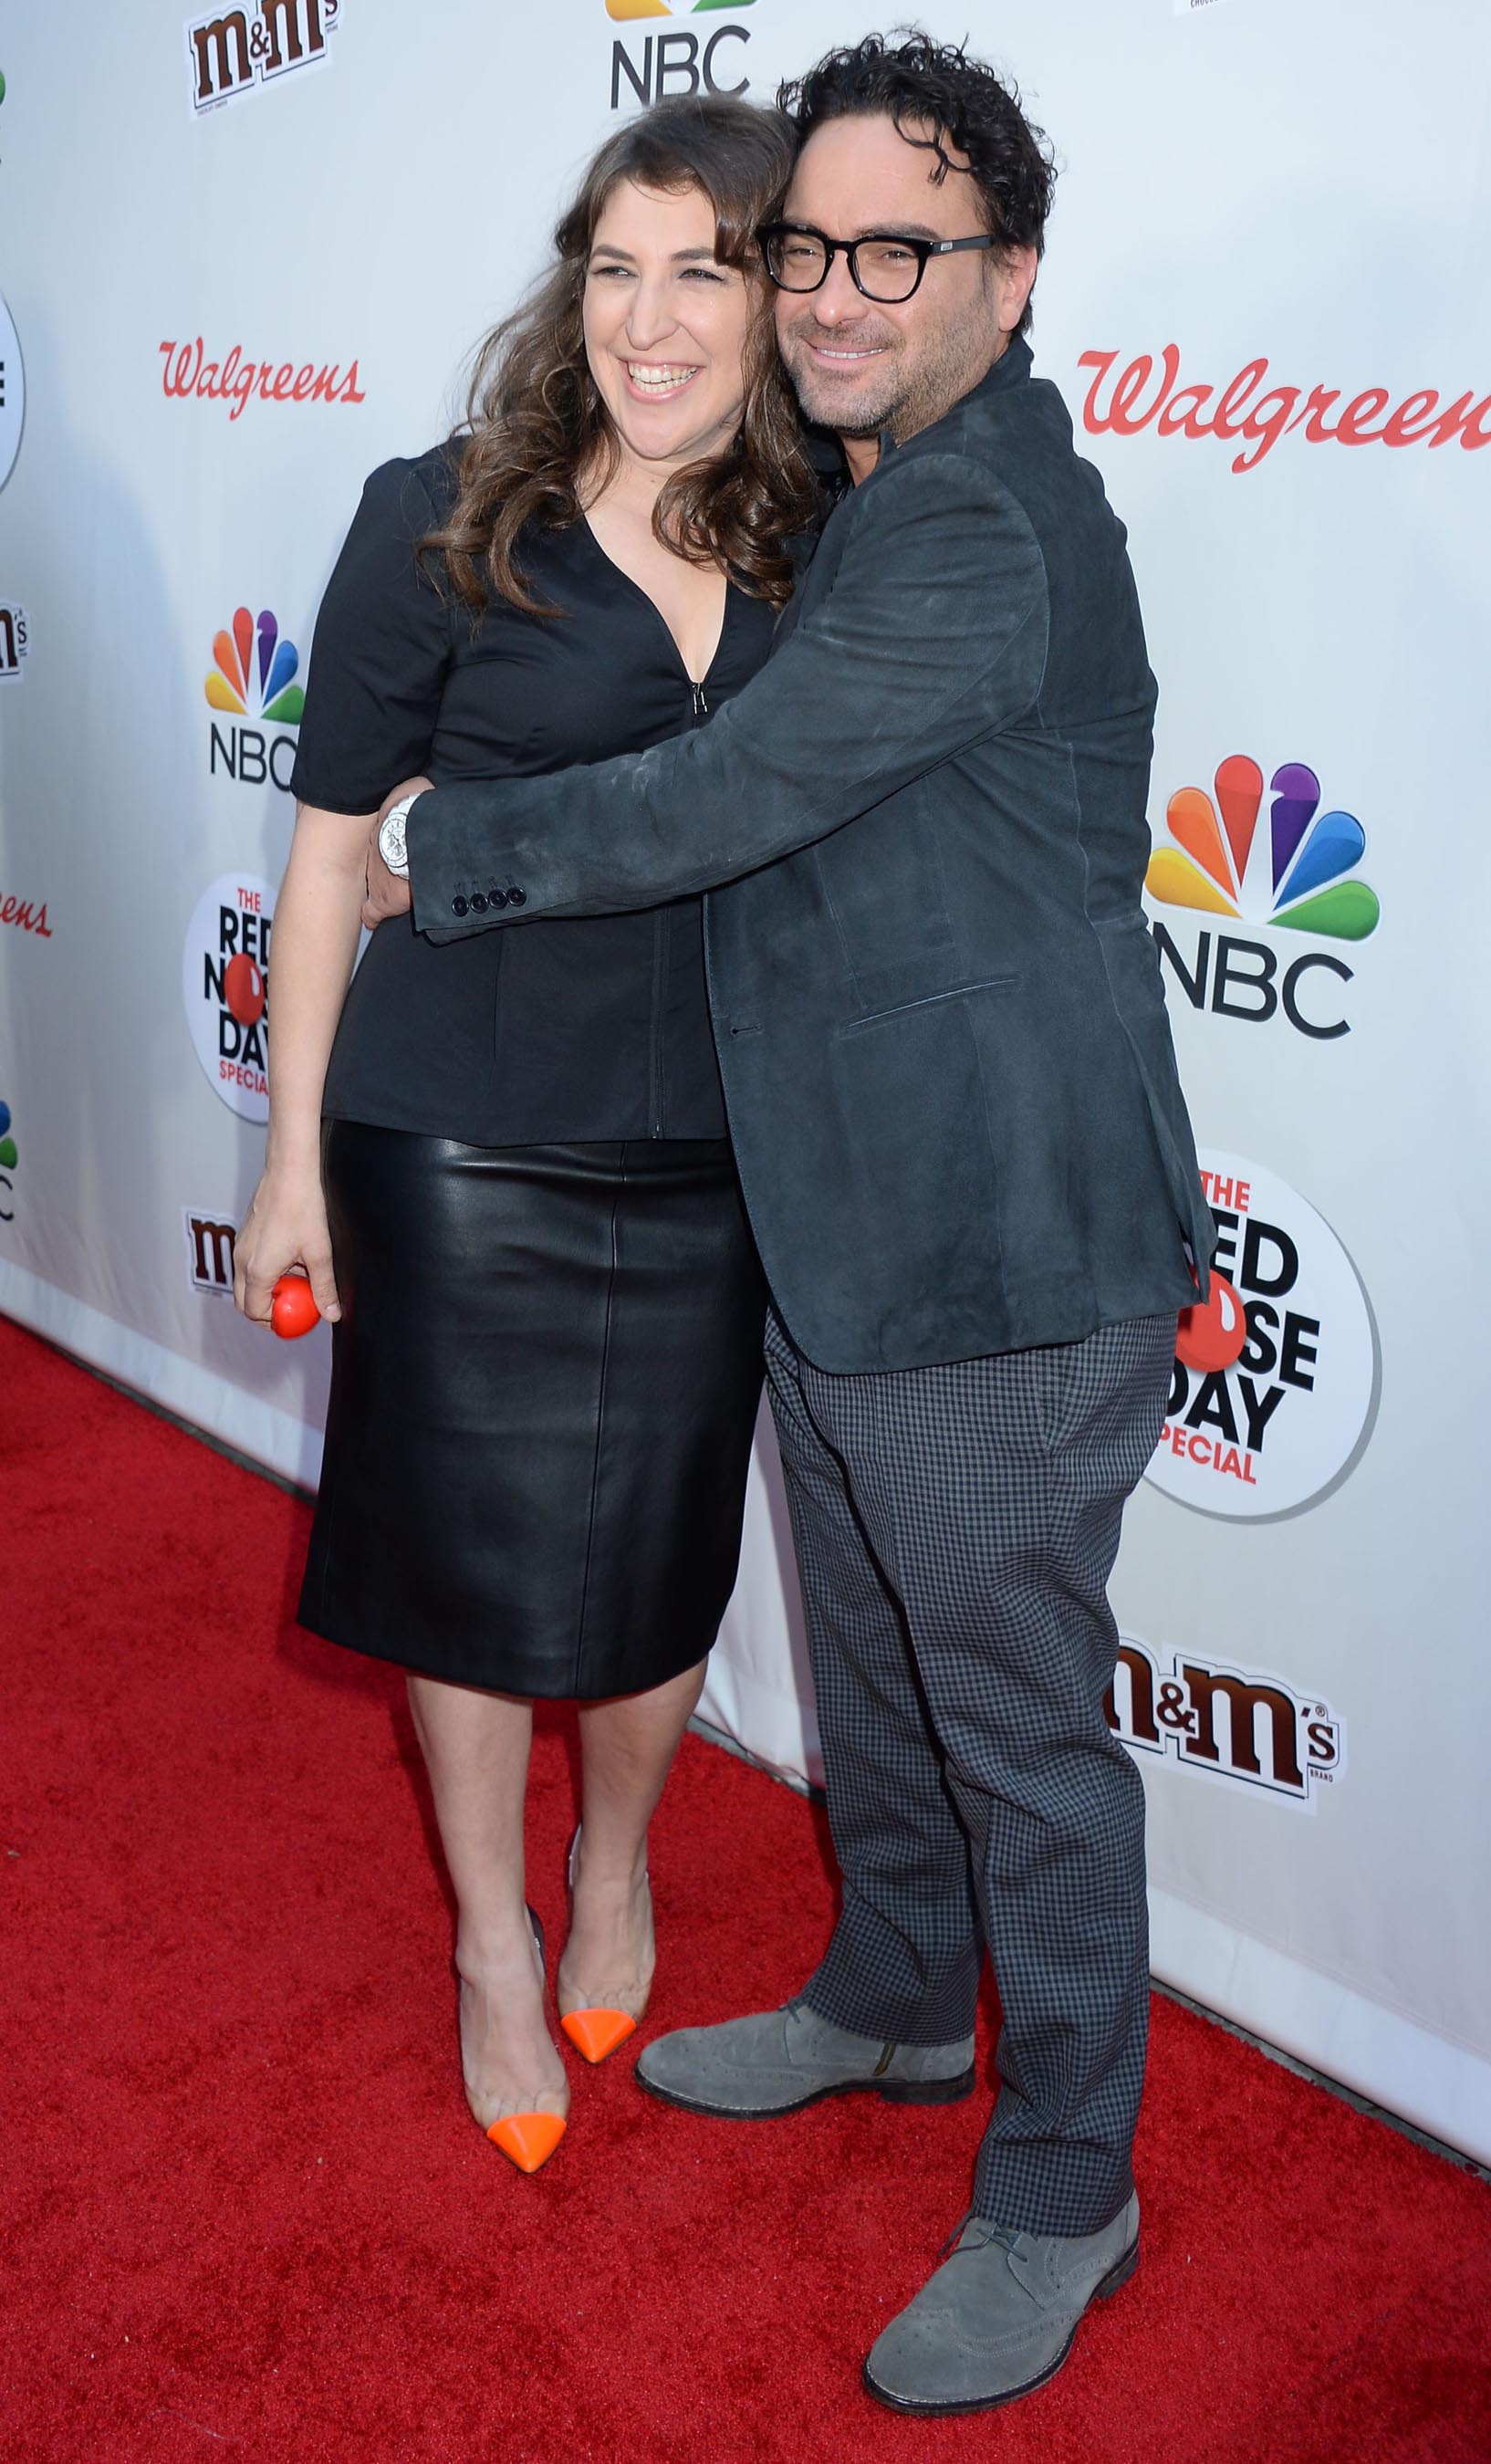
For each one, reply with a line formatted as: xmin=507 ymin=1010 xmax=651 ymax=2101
xmin=377 ymin=792 xmax=419 ymax=879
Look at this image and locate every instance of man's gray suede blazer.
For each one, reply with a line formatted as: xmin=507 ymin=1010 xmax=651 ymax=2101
xmin=407 ymin=338 xmax=1212 ymax=1373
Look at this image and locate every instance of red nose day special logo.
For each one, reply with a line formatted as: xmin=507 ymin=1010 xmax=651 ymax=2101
xmin=608 ymin=0 xmax=754 ymax=110
xmin=187 ymin=0 xmax=339 ymax=113
xmin=1150 ymin=1151 xmax=1377 ymax=1519
xmin=206 ymin=606 xmax=303 ymax=789
xmin=1148 ymin=756 xmax=1379 ymax=1041
xmin=182 ymin=873 xmax=275 ymax=1121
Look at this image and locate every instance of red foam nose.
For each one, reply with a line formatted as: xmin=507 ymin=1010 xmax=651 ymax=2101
xmin=270 ymin=1274 xmax=320 ymax=1341
xmin=1175 ymin=1271 xmax=1246 ymax=1375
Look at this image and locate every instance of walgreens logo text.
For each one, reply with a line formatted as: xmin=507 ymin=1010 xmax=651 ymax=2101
xmin=159 ymin=339 xmax=365 ymax=421
xmin=1079 ymin=344 xmax=1490 ymax=474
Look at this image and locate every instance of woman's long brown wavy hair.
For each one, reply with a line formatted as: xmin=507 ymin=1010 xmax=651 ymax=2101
xmin=427 ymin=99 xmax=818 ymax=618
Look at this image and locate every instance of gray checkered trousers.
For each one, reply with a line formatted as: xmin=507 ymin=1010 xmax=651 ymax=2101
xmin=763 ymin=1302 xmax=1175 ymax=2239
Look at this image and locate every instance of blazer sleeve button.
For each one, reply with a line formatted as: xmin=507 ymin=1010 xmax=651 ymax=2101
xmin=451 ymin=896 xmax=469 ymax=917
xmin=469 ymin=893 xmax=488 ymax=913
xmin=490 ymin=889 xmax=509 ymax=910
xmin=506 ymin=884 xmax=527 ymax=908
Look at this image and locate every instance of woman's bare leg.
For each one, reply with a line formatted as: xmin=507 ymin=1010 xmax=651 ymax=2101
xmin=559 ymin=1657 xmax=708 ymax=2020
xmin=405 ymin=1673 xmax=568 ymax=2129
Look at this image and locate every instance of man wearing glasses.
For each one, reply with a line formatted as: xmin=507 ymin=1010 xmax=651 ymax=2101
xmin=370 ymin=35 xmax=1208 ymax=2417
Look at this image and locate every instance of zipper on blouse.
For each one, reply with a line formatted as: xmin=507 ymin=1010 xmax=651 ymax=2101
xmin=692 ymin=682 xmax=709 ymax=721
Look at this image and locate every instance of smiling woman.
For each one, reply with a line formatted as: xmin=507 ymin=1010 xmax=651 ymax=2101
xmin=580 ymin=181 xmax=764 ymax=682
xmin=431 ymin=101 xmax=818 ymax=617
xmin=231 ymin=98 xmax=826 ymax=2179
xmin=586 ymin=187 xmax=751 ymax=447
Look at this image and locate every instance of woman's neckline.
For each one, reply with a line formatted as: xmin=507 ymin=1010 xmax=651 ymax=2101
xmin=579 ymin=512 xmax=730 ymax=691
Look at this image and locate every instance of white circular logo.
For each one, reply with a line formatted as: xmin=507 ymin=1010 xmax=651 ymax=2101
xmin=182 ymin=872 xmax=275 ymax=1122
xmin=1147 ymin=1150 xmax=1376 ymax=1519
xmin=0 ymin=294 xmax=25 ymax=492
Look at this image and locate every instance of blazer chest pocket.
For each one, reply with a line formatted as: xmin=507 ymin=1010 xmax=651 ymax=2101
xmin=837 ymin=974 xmax=1020 ymax=1039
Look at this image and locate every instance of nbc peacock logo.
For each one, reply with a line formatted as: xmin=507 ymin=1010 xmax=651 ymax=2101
xmin=607 ymin=1 xmax=753 ymax=15
xmin=206 ymin=606 xmax=303 ymax=726
xmin=1149 ymin=756 xmax=1380 ymax=941
xmin=1147 ymin=757 xmax=1380 ymax=1041
xmin=204 ymin=606 xmax=303 ymax=792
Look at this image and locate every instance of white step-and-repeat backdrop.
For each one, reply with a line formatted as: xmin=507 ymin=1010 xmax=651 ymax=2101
xmin=3 ymin=1 xmax=1487 ymax=2161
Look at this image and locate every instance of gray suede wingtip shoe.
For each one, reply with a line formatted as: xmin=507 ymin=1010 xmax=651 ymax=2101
xmin=634 ymin=1997 xmax=975 ymax=2119
xmin=862 ymin=2193 xmax=1141 ymax=2417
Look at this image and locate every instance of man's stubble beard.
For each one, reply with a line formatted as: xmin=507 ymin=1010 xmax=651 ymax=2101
xmin=780 ymin=317 xmax=905 ymax=441
xmin=781 ymin=295 xmax=1004 ymax=448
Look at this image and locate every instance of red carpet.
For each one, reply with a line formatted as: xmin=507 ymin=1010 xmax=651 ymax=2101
xmin=3 ymin=1313 xmax=1488 ymax=2462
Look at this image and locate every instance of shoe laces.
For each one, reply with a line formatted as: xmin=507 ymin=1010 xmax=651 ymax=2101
xmin=939 ymin=2212 xmax=1021 ymax=2261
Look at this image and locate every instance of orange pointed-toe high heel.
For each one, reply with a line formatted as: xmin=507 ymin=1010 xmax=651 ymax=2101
xmin=560 ymin=2006 xmax=638 ymax=2064
xmin=482 ymin=1905 xmax=568 ymax=2174
xmin=558 ymin=1828 xmax=648 ymax=2065
xmin=487 ymin=2108 xmax=568 ymax=2173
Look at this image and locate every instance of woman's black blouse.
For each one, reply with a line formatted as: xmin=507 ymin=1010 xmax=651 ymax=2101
xmin=289 ymin=447 xmax=778 ymax=1145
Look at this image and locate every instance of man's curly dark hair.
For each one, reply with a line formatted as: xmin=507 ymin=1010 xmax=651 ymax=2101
xmin=777 ymin=31 xmax=1056 ymax=335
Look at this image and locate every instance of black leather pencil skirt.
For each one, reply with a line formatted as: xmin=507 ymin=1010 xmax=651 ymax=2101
xmin=298 ymin=1122 xmax=767 ymax=1699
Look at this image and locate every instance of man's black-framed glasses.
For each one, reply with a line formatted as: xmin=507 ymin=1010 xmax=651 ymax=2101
xmin=757 ymin=222 xmax=995 ymax=305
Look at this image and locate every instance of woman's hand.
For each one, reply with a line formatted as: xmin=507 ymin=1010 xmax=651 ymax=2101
xmin=363 ymin=774 xmax=432 ymax=931
xmin=234 ymin=1166 xmax=340 ymax=1328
